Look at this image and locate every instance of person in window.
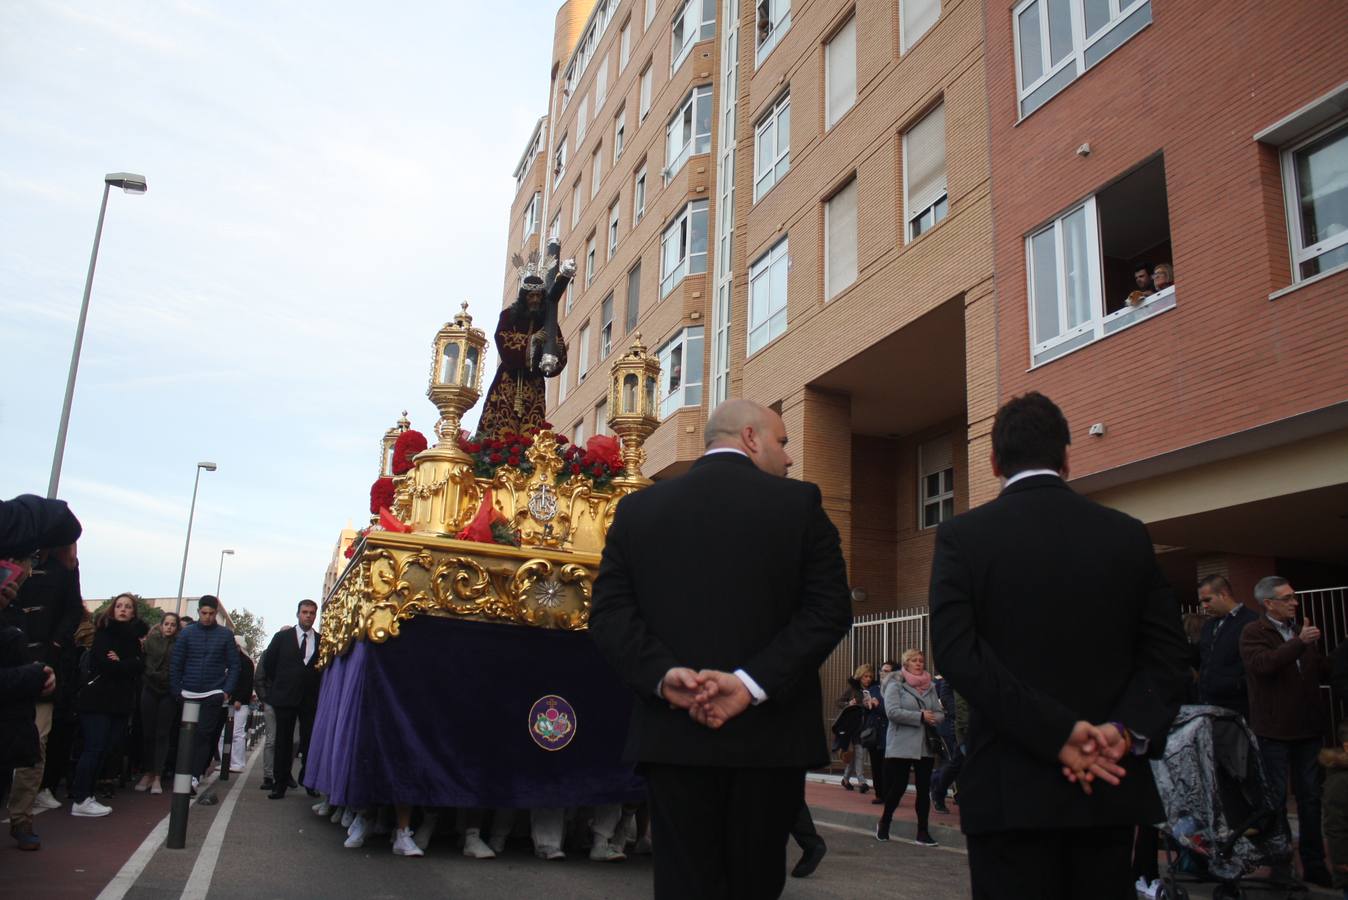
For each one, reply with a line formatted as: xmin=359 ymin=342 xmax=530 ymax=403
xmin=1124 ymin=263 xmax=1154 ymax=307
xmin=1152 ymin=263 xmax=1174 ymax=292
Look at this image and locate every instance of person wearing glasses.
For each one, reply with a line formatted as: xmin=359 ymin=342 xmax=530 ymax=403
xmin=1240 ymin=576 xmax=1333 ymax=887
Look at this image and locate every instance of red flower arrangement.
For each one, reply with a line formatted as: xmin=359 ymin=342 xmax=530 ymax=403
xmin=459 ymin=427 xmax=539 ymax=479
xmin=558 ymin=434 xmax=623 ymax=490
xmin=369 ymin=476 xmax=395 ymax=515
xmin=391 ymin=429 xmax=428 ymax=475
xmin=344 ymin=526 xmax=371 ymax=558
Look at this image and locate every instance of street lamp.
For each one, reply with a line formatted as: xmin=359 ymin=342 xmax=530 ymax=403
xmin=173 ymin=462 xmax=217 ymax=617
xmin=216 ymin=549 xmax=235 ymax=598
xmin=47 ymin=172 xmax=149 ymax=498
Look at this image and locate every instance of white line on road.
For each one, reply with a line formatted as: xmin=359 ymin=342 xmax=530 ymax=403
xmin=814 ymin=819 xmax=969 ymax=856
xmin=180 ymin=747 xmax=262 ymax=900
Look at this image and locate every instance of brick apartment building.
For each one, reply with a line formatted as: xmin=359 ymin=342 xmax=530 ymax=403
xmin=500 ymin=0 xmax=1348 ymax=614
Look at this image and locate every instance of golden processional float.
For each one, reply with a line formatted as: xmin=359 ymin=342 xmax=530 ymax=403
xmin=305 ymin=301 xmax=663 ymax=812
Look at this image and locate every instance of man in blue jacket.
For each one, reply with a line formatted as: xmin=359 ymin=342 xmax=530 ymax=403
xmin=170 ymin=595 xmax=239 ymax=784
xmin=1196 ymin=575 xmax=1257 ymax=718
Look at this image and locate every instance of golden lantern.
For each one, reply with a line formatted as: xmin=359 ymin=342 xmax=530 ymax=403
xmin=607 ymin=333 xmax=662 ymax=489
xmin=427 ymin=301 xmax=487 ymax=457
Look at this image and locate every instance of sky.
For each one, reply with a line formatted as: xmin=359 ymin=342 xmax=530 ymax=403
xmin=0 ymin=1 xmax=554 ymax=636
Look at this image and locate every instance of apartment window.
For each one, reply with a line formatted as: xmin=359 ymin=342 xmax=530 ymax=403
xmin=657 ymin=326 xmax=704 ymax=418
xmin=585 ymin=234 xmax=597 ymax=287
xmin=1027 ymin=156 xmax=1174 ymax=366
xmin=904 ymin=103 xmax=948 ymax=241
xmin=558 ymin=364 xmax=570 ymax=402
xmin=591 ymin=147 xmax=603 ymax=199
xmin=666 ymin=85 xmax=713 ymax=181
xmin=553 ymin=135 xmax=569 ymax=188
xmin=577 ymin=95 xmax=589 ymax=142
xmin=634 ymin=164 xmax=648 ymax=223
xmin=825 ymin=179 xmax=858 ymax=300
xmin=620 ymin=20 xmax=632 ymax=71
xmin=571 ymin=178 xmax=583 ymax=227
xmin=639 ymin=63 xmax=654 ymax=121
xmin=748 ymin=237 xmax=789 ymax=354
xmin=755 ymin=0 xmax=791 ymax=66
xmin=596 ymin=55 xmax=609 ymax=108
xmin=646 ymin=0 xmax=657 ymax=29
xmin=600 ymin=293 xmax=614 ymax=357
xmin=1282 ymin=119 xmax=1348 ymax=281
xmin=608 ymin=200 xmax=621 ymax=258
xmin=613 ymin=109 xmax=627 ymax=163
xmin=901 ymin=0 xmax=940 ymax=53
xmin=753 ymin=92 xmax=791 ymax=202
xmin=522 ymin=191 xmax=540 ymax=241
xmin=573 ymin=417 xmax=586 ymax=446
xmin=565 ymin=281 xmax=575 ymax=315
xmin=660 ymin=199 xmax=709 ymax=297
xmin=825 ymin=16 xmax=856 ymax=130
xmin=626 ymin=261 xmax=642 ymax=331
xmin=595 ymin=398 xmax=609 ymax=436
xmin=672 ymin=0 xmax=715 ymax=74
xmin=549 ymin=212 xmax=561 ymax=241
xmin=919 ymin=436 xmax=955 ymax=529
xmin=578 ymin=320 xmax=591 ymax=380
xmin=1015 ymin=0 xmax=1152 ymax=119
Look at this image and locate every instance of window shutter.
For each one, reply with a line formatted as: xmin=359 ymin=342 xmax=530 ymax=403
xmin=826 ymin=17 xmax=856 ymax=128
xmin=920 ymin=435 xmax=953 ymax=476
xmin=906 ymin=103 xmax=947 ymax=218
xmin=826 ymin=180 xmax=858 ymax=299
xmin=902 ymin=0 xmax=940 ymax=51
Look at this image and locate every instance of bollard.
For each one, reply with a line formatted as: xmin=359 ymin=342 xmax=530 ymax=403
xmin=167 ymin=699 xmax=201 ymax=850
xmin=220 ymin=699 xmax=234 ymax=782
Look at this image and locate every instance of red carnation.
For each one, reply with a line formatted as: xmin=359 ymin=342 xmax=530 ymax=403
xmin=570 ymin=463 xmax=582 ymax=474
xmin=539 ymin=421 xmax=553 ymax=430
xmin=392 ymin=429 xmax=428 ymax=474
xmin=556 ymin=435 xmax=568 ymax=446
xmin=490 ymin=452 xmax=503 ymax=463
xmin=508 ymin=455 xmax=520 ymax=466
xmin=369 ymin=476 xmax=395 ymax=514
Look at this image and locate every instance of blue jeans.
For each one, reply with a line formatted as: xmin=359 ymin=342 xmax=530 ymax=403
xmin=73 ymin=713 xmax=128 ymax=802
xmin=1259 ymin=736 xmax=1326 ymax=874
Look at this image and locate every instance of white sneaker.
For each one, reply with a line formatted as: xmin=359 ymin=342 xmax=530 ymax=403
xmin=33 ymin=789 xmax=62 ymax=810
xmin=534 ymin=846 xmax=566 ymax=861
xmin=463 ymin=830 xmax=496 ymax=859
xmin=589 ymin=839 xmax=626 ymax=862
xmin=312 ymin=800 xmax=332 ymax=817
xmin=71 ymin=797 xmax=112 ymax=817
xmin=341 ymin=808 xmax=356 ymax=829
xmin=413 ymin=811 xmax=438 ymax=851
xmin=191 ymin=776 xmax=200 ymax=791
xmin=344 ymin=814 xmax=368 ymax=849
xmin=393 ymin=827 xmax=424 ymax=857
xmin=1135 ymin=877 xmax=1160 ymax=899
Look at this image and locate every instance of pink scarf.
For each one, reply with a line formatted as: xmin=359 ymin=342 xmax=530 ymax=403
xmin=900 ymin=667 xmax=933 ymax=694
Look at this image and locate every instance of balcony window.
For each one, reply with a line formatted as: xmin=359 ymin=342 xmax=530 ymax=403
xmin=614 ymin=107 xmax=626 ymax=162
xmin=1014 ymin=0 xmax=1152 ymax=119
xmin=904 ymin=103 xmax=947 ymax=241
xmin=753 ymin=91 xmax=791 ymax=202
xmin=586 ymin=234 xmax=597 ymax=287
xmin=600 ymin=293 xmax=614 ymax=357
xmin=672 ymin=0 xmax=715 ymax=74
xmin=608 ymin=200 xmax=620 ymax=259
xmin=658 ymin=326 xmax=704 ymax=418
xmin=666 ymin=85 xmax=713 ymax=182
xmin=553 ymin=135 xmax=568 ymax=188
xmin=1027 ymin=156 xmax=1175 ymax=366
xmin=825 ymin=16 xmax=856 ymax=129
xmin=755 ymin=0 xmax=791 ymax=66
xmin=1283 ymin=118 xmax=1348 ymax=281
xmin=634 ymin=163 xmax=648 ymax=223
xmin=748 ymin=237 xmax=789 ymax=355
xmin=660 ymin=199 xmax=709 ymax=297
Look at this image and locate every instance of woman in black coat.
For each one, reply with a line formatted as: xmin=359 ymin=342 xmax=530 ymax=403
xmin=71 ymin=593 xmax=144 ymax=817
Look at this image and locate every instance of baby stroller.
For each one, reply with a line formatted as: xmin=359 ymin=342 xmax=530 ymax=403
xmin=1151 ymin=705 xmax=1306 ymax=900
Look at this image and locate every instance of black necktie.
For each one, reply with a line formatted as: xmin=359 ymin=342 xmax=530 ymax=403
xmin=300 ymin=631 xmax=309 ymax=663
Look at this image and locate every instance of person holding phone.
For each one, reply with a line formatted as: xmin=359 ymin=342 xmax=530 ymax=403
xmin=876 ymin=648 xmax=944 ymax=847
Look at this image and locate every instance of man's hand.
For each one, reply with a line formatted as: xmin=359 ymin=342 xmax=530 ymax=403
xmin=40 ymin=665 xmax=56 ymax=697
xmin=1058 ymin=721 xmax=1127 ymax=795
xmin=106 ymin=650 xmax=120 ymax=662
xmin=660 ymin=667 xmax=707 ymax=711
xmin=689 ymin=670 xmax=752 ymax=729
xmin=1300 ymin=620 xmax=1322 ymax=644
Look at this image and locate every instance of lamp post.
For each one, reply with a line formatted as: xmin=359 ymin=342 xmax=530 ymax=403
xmin=173 ymin=462 xmax=217 ymax=617
xmin=216 ymin=549 xmax=235 ymax=598
xmin=48 ymin=173 xmax=148 ymax=499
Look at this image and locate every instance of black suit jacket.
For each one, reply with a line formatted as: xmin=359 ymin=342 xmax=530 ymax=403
xmin=261 ymin=628 xmax=320 ymax=709
xmin=1197 ymin=604 xmax=1258 ymax=717
xmin=929 ymin=475 xmax=1189 ymax=835
xmin=590 ymin=452 xmax=852 ymax=769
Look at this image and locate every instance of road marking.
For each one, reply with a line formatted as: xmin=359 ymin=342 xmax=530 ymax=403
xmin=814 ymin=819 xmax=969 ymax=856
xmin=180 ymin=747 xmax=261 ymax=900
xmin=95 ymin=812 xmax=172 ymax=900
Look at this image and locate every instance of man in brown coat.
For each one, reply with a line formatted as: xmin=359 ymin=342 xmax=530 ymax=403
xmin=1239 ymin=575 xmax=1332 ymax=887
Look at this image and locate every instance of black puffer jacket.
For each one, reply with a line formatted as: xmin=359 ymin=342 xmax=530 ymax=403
xmin=0 ymin=623 xmax=45 ymax=768
xmin=78 ymin=619 xmax=144 ymax=716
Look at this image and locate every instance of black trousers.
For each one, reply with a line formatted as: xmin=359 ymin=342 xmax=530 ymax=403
xmin=790 ymin=804 xmax=824 ymax=852
xmin=191 ymin=701 xmax=225 ymax=778
xmin=867 ymin=746 xmax=885 ymax=798
xmin=880 ymin=756 xmax=934 ymax=833
xmin=272 ymin=701 xmax=316 ymax=791
xmin=967 ymin=826 xmax=1135 ymax=900
xmin=645 ymin=764 xmax=803 ymax=900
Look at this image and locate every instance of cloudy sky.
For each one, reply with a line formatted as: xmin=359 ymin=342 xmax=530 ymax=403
xmin=0 ymin=1 xmax=552 ymax=636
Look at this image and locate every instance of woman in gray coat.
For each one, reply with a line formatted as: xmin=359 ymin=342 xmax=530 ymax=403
xmin=876 ymin=648 xmax=943 ymax=846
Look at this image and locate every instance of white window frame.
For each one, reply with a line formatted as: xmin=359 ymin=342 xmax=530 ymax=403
xmin=558 ymin=362 xmax=570 ymax=402
xmin=1281 ymin=118 xmax=1348 ymax=283
xmin=549 ymin=211 xmax=561 ymax=242
xmin=753 ymin=92 xmax=791 ymax=202
xmin=613 ymin=108 xmax=627 ymax=163
xmin=918 ymin=436 xmax=955 ymax=530
xmin=608 ymin=200 xmax=621 ymax=259
xmin=902 ymin=103 xmax=949 ymax=243
xmin=600 ymin=293 xmax=614 ymax=357
xmin=900 ymin=0 xmax=941 ymax=54
xmin=639 ymin=63 xmax=654 ymax=121
xmin=571 ymin=177 xmax=584 ymax=227
xmin=595 ymin=398 xmax=609 ymax=436
xmin=626 ymin=261 xmax=642 ymax=332
xmin=619 ymin=20 xmax=632 ymax=71
xmin=671 ymin=0 xmax=715 ymax=74
xmin=578 ymin=320 xmax=591 ymax=381
xmin=660 ymin=199 xmax=709 ymax=297
xmin=577 ymin=94 xmax=589 ymax=142
xmin=586 ymin=234 xmax=597 ymax=287
xmin=825 ymin=15 xmax=856 ymax=131
xmin=657 ymin=326 xmax=705 ymax=418
xmin=645 ymin=0 xmax=657 ymax=29
xmin=1013 ymin=0 xmax=1152 ymax=120
xmin=573 ymin=417 xmax=586 ymax=446
xmin=596 ymin=54 xmax=609 ymax=108
xmin=591 ymin=146 xmax=603 ymax=199
xmin=755 ymin=0 xmax=791 ymax=67
xmin=634 ymin=163 xmax=648 ymax=223
xmin=565 ymin=281 xmax=575 ymax=315
xmin=521 ymin=191 xmax=540 ymax=241
xmin=553 ymin=135 xmax=569 ymax=188
xmin=665 ymin=84 xmax=713 ymax=182
xmin=747 ymin=237 xmax=789 ymax=355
